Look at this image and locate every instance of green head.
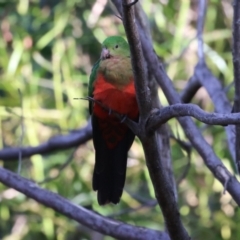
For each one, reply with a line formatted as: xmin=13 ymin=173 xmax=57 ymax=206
xmin=101 ymin=36 xmax=130 ymax=60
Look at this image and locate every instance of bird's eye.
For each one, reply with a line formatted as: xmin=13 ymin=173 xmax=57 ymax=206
xmin=115 ymin=45 xmax=119 ymax=49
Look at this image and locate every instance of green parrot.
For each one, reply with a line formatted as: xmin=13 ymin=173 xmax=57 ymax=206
xmin=88 ymin=36 xmax=139 ymax=205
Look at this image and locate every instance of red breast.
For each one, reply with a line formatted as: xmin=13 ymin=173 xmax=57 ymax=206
xmin=93 ymin=73 xmax=139 ymax=120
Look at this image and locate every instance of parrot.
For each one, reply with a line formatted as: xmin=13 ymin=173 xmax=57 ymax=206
xmin=88 ymin=36 xmax=139 ymax=205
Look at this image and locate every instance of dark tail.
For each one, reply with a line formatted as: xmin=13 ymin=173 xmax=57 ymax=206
xmin=92 ymin=114 xmax=135 ymax=205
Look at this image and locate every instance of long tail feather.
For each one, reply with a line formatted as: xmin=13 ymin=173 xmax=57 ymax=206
xmin=92 ymin=114 xmax=135 ymax=205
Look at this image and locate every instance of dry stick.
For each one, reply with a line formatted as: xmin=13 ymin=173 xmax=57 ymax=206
xmin=232 ymin=0 xmax=240 ymax=173
xmin=130 ymin=3 xmax=240 ymax=205
xmin=17 ymin=88 xmax=24 ymax=174
xmin=121 ymin=1 xmax=190 ymax=239
xmin=0 ymin=167 xmax=169 ymax=240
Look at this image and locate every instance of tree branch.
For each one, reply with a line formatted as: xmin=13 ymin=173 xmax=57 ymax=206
xmin=121 ymin=0 xmax=190 ymax=239
xmin=0 ymin=167 xmax=170 ymax=240
xmin=180 ymin=76 xmax=201 ymax=103
xmin=147 ymin=104 xmax=240 ymax=133
xmin=134 ymin=2 xmax=178 ymax=201
xmin=0 ymin=122 xmax=92 ymax=161
xmin=122 ymin=1 xmax=151 ymax=121
xmin=128 ymin=2 xmax=240 ymax=206
xmin=232 ymin=0 xmax=240 ymax=173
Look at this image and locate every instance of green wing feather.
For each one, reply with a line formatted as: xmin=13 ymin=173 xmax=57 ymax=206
xmin=88 ymin=59 xmax=101 ymax=114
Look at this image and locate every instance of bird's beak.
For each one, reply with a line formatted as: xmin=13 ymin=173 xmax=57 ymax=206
xmin=101 ymin=47 xmax=111 ymax=60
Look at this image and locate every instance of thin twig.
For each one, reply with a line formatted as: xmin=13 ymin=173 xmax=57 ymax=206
xmin=80 ymin=97 xmax=139 ymax=134
xmin=176 ymin=147 xmax=192 ymax=185
xmin=169 ymin=134 xmax=192 ymax=185
xmin=17 ymin=89 xmax=24 ymax=174
xmin=38 ymin=148 xmax=77 ymax=184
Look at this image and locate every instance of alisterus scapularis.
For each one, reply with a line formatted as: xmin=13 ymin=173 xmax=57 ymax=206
xmin=88 ymin=36 xmax=139 ymax=205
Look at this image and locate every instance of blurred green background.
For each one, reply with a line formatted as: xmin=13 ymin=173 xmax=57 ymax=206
xmin=0 ymin=0 xmax=239 ymax=239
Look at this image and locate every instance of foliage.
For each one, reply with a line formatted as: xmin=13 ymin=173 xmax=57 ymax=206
xmin=0 ymin=0 xmax=238 ymax=239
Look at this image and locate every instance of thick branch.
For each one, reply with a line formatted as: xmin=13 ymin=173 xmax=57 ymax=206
xmin=0 ymin=167 xmax=169 ymax=240
xmin=134 ymin=2 xmax=178 ymax=201
xmin=0 ymin=122 xmax=92 ymax=161
xmin=232 ymin=0 xmax=240 ymax=173
xmin=121 ymin=1 xmax=190 ymax=239
xmin=147 ymin=104 xmax=240 ymax=133
xmin=128 ymin=3 xmax=240 ymax=206
xmin=122 ymin=1 xmax=151 ymax=121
